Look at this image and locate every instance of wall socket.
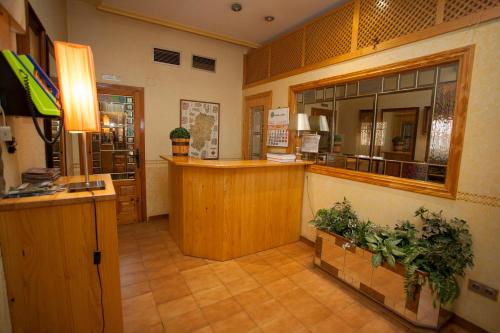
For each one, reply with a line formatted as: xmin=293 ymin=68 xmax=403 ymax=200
xmin=0 ymin=126 xmax=12 ymax=141
xmin=468 ymin=279 xmax=498 ymax=301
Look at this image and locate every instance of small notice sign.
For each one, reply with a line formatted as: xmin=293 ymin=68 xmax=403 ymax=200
xmin=267 ymin=108 xmax=289 ymax=147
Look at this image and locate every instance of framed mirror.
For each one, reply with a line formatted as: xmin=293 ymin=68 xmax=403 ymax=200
xmin=289 ymin=47 xmax=474 ymax=198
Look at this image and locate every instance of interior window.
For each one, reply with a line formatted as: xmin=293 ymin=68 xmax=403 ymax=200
xmin=295 ymin=62 xmax=459 ymax=185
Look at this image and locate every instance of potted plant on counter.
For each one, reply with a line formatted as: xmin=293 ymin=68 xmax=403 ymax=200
xmin=392 ymin=136 xmax=404 ymax=151
xmin=170 ymin=127 xmax=190 ymax=156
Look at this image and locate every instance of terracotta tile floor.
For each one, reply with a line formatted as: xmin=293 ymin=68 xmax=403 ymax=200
xmin=118 ymin=219 xmax=470 ymax=333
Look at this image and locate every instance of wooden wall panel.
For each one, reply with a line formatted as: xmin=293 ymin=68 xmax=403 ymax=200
xmin=245 ymin=45 xmax=270 ymax=84
xmin=270 ymin=29 xmax=304 ymax=76
xmin=444 ymin=0 xmax=500 ymax=21
xmin=305 ymin=3 xmax=354 ymax=65
xmin=357 ymin=0 xmax=437 ymax=49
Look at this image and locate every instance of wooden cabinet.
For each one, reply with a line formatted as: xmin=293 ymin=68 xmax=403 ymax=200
xmin=0 ymin=174 xmax=123 ymax=332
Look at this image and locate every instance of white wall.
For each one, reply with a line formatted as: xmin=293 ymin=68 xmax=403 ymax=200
xmin=67 ymin=0 xmax=247 ymax=216
xmin=244 ymin=19 xmax=500 ymax=332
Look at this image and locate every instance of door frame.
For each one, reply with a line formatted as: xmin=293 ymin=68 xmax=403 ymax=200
xmin=242 ymin=91 xmax=272 ymax=159
xmin=80 ymin=83 xmax=146 ymax=222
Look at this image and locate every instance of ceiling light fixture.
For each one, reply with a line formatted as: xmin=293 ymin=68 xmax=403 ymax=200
xmin=264 ymin=16 xmax=275 ymax=22
xmin=231 ymin=3 xmax=242 ymax=12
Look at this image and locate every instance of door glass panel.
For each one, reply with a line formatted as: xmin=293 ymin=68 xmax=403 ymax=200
xmin=94 ymin=94 xmax=136 ymax=180
xmin=249 ymin=106 xmax=263 ymax=159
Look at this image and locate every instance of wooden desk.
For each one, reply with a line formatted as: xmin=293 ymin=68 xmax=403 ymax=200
xmin=161 ymin=156 xmax=312 ymax=261
xmin=0 ymin=174 xmax=123 ymax=333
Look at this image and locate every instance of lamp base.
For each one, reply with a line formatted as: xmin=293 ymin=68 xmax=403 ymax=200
xmin=67 ymin=180 xmax=106 ymax=193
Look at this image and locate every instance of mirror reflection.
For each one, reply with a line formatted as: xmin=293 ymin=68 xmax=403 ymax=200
xmin=295 ymin=62 xmax=459 ymax=185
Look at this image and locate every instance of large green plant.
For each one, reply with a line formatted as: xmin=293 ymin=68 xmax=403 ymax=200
xmin=310 ymin=200 xmax=474 ymax=306
xmin=403 ymin=208 xmax=474 ymax=305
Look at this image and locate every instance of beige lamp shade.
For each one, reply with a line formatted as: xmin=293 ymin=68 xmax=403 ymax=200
xmin=55 ymin=41 xmax=100 ymax=133
xmin=309 ymin=115 xmax=329 ymax=132
xmin=290 ymin=113 xmax=310 ymax=131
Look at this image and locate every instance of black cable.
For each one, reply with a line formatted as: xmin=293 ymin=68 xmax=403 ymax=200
xmin=91 ymin=191 xmax=105 ymax=333
xmin=20 ymin=70 xmax=64 ymax=145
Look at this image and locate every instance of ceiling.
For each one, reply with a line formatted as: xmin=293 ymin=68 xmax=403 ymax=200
xmin=98 ymin=0 xmax=348 ymax=47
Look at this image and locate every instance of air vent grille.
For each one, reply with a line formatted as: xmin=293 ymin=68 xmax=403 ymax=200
xmin=192 ymin=55 xmax=216 ymax=72
xmin=153 ymin=48 xmax=180 ymax=65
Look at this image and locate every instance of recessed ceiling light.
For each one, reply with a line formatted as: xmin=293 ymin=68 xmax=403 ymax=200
xmin=264 ymin=16 xmax=275 ymax=22
xmin=231 ymin=3 xmax=242 ymax=12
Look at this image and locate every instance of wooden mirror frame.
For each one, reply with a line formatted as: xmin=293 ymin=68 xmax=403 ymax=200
xmin=288 ymin=46 xmax=475 ymax=199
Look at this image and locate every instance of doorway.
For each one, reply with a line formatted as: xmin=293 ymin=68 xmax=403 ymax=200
xmin=80 ymin=83 xmax=146 ymax=224
xmin=243 ymin=91 xmax=272 ymax=159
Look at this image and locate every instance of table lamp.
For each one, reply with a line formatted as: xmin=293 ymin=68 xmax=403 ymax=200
xmin=55 ymin=41 xmax=105 ymax=192
xmin=309 ymin=115 xmax=329 ymax=133
xmin=291 ymin=113 xmax=310 ymax=160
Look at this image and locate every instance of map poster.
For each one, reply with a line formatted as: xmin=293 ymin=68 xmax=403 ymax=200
xmin=180 ymin=99 xmax=220 ymax=159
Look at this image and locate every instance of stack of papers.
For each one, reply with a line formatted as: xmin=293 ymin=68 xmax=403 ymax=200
xmin=4 ymin=182 xmax=65 ymax=198
xmin=266 ymin=153 xmax=296 ymax=163
xmin=21 ymin=168 xmax=61 ymax=184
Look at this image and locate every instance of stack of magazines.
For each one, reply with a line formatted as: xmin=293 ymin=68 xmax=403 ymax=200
xmin=21 ymin=168 xmax=61 ymax=184
xmin=266 ymin=153 xmax=296 ymax=163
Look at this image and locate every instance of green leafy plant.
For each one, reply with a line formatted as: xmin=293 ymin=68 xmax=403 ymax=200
xmin=393 ymin=221 xmax=418 ymax=251
xmin=350 ymin=220 xmax=373 ymax=248
xmin=334 ymin=134 xmax=343 ymax=143
xmin=365 ymin=229 xmax=406 ymax=267
xmin=169 ymin=127 xmax=190 ymax=139
xmin=403 ymin=208 xmax=474 ymax=304
xmin=309 ymin=198 xmax=358 ymax=238
xmin=310 ymin=200 xmax=474 ymax=307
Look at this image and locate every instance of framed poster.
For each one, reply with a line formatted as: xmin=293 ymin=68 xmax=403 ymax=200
xmin=180 ymin=99 xmax=220 ymax=159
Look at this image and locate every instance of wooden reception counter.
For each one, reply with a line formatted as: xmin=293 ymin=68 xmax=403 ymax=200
xmin=161 ymin=155 xmax=312 ymax=261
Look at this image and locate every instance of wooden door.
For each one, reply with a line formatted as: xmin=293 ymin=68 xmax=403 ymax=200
xmin=242 ymin=91 xmax=272 ymax=159
xmin=82 ymin=83 xmax=146 ymax=224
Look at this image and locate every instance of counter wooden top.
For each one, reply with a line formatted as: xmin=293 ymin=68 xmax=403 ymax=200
xmin=160 ymin=155 xmax=313 ymax=168
xmin=0 ymin=174 xmax=116 ymax=211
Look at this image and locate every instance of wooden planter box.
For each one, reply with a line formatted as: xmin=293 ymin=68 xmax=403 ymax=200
xmin=314 ymin=229 xmax=452 ymax=329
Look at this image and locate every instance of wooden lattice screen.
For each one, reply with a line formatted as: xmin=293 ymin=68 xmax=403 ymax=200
xmin=357 ymin=0 xmax=437 ymax=49
xmin=243 ymin=0 xmax=500 ymax=86
xmin=270 ymin=29 xmax=304 ymax=77
xmin=444 ymin=0 xmax=500 ymax=21
xmin=304 ymin=3 xmax=354 ymax=66
xmin=245 ymin=45 xmax=270 ymax=84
